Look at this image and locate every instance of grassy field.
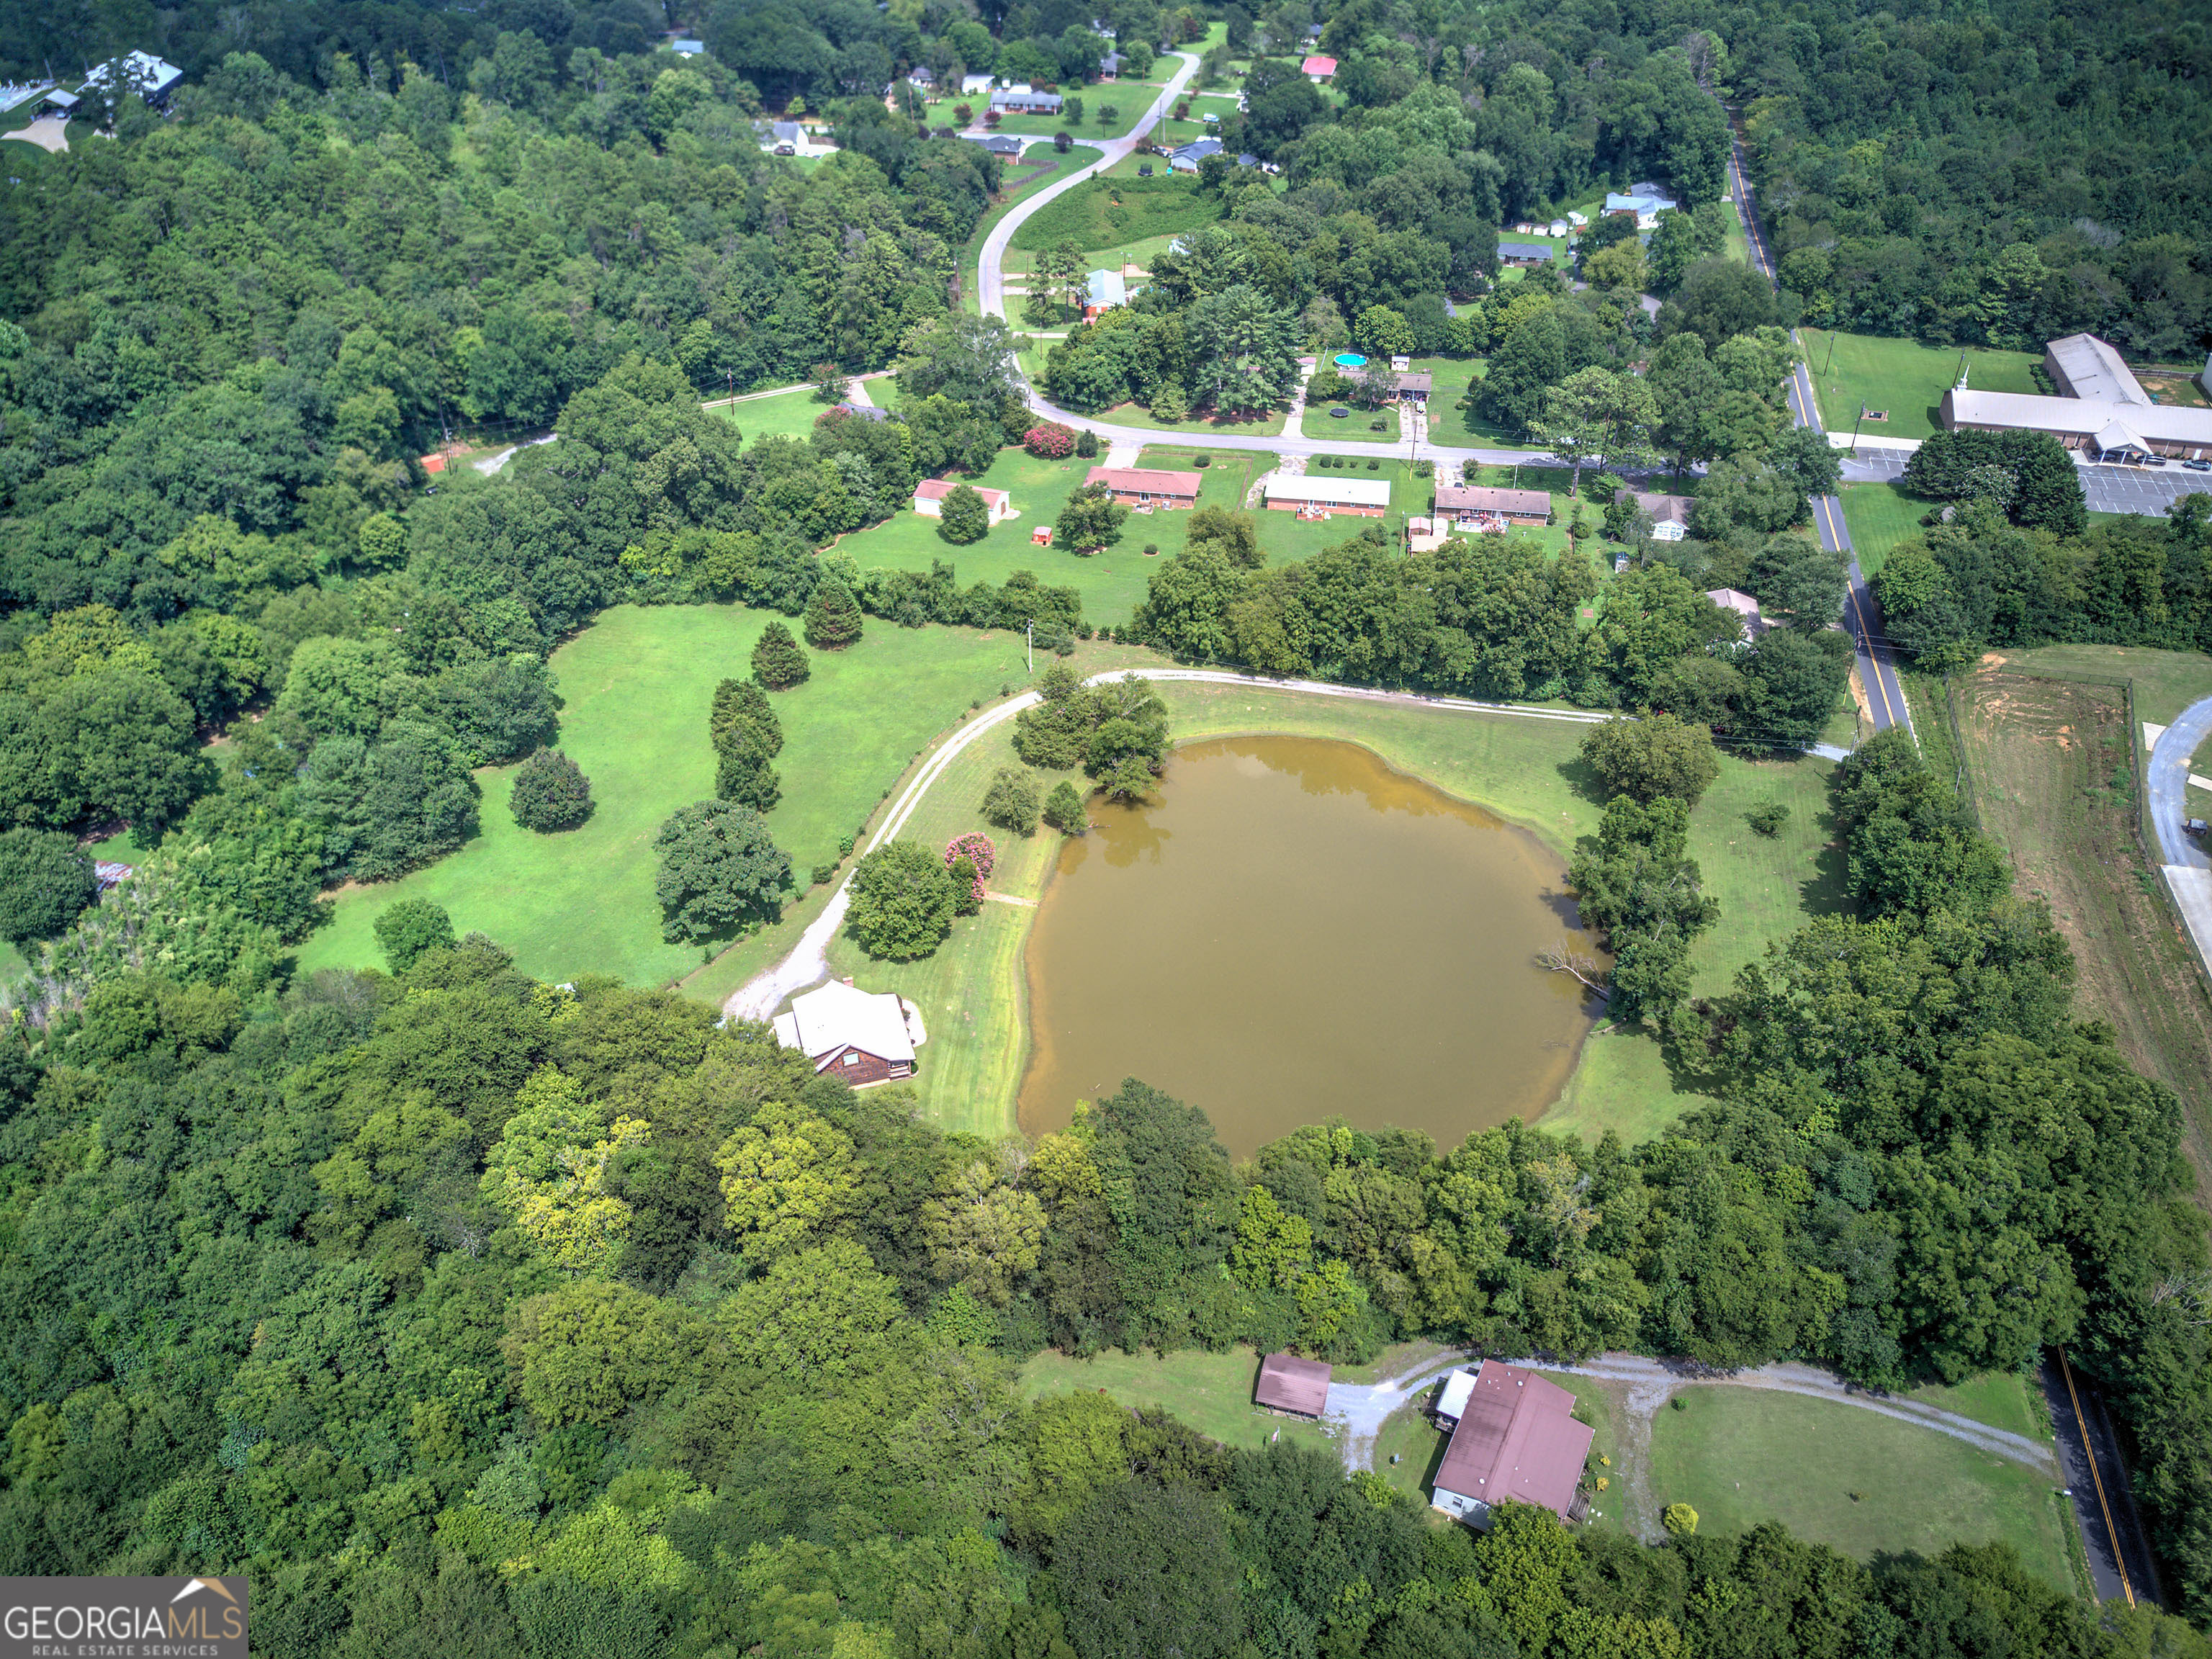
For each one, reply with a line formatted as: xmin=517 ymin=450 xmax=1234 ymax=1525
xmin=295 ymin=606 xmax=1039 ymax=991
xmin=1797 ymin=331 xmax=2044 ymax=441
xmin=959 ymin=144 xmax=1105 ymax=314
xmin=1009 ymin=170 xmax=1228 ymax=253
xmin=830 ymin=449 xmax=1166 ymax=624
xmin=712 ymin=386 xmax=835 ymax=446
xmin=1648 ymin=1389 xmax=2075 ymax=1591
xmin=1018 ymin=1344 xmax=1338 ymax=1456
xmin=1951 ymin=665 xmax=2212 ymax=1185
xmin=1303 ymin=399 xmax=1403 ymax=444
xmin=1906 ymin=1370 xmax=2051 ymax=1446
xmin=1990 ymin=643 xmax=2212 ymax=726
xmin=1837 ymin=481 xmax=1930 ymax=577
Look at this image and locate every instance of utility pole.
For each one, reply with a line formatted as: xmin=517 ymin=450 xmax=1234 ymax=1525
xmin=1821 ymin=331 xmax=1838 ymax=378
xmin=1027 ymin=620 xmax=1034 ymax=675
xmin=1850 ymin=403 xmax=1867 ymax=454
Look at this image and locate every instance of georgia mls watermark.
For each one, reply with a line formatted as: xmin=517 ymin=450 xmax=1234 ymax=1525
xmin=0 ymin=1576 xmax=246 ymax=1659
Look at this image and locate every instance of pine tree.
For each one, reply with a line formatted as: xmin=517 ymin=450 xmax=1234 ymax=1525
xmin=714 ymin=722 xmax=783 ymax=812
xmin=804 ymin=578 xmax=865 ymax=649
xmin=752 ymin=621 xmax=811 ymax=688
xmin=711 ymin=678 xmax=783 ymax=755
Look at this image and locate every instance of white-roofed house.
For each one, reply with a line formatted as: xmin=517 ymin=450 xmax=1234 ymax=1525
xmin=772 ymin=979 xmax=929 ymax=1084
xmin=84 ymin=50 xmax=184 ymax=107
xmin=961 ymin=72 xmax=996 ymax=96
xmin=1264 ymin=475 xmax=1393 ymax=517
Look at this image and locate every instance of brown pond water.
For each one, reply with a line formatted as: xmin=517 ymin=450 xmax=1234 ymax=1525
xmin=1017 ymin=737 xmax=1602 ymax=1156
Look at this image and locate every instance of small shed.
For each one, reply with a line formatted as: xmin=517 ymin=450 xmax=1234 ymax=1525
xmin=37 ymin=87 xmax=79 ymax=118
xmin=1032 ymin=525 xmax=1053 ymax=545
xmin=1255 ymin=1352 xmax=1332 ymax=1418
xmin=94 ymin=861 xmax=134 ymax=891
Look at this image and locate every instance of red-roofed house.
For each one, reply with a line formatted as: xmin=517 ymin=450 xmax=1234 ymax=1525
xmin=1254 ymin=1352 xmax=1331 ymax=1418
xmin=1302 ymin=53 xmax=1337 ymax=81
xmin=1429 ymin=1360 xmax=1592 ymax=1529
xmin=912 ymin=477 xmax=1015 ymax=523
xmin=1084 ymin=465 xmax=1202 ymax=509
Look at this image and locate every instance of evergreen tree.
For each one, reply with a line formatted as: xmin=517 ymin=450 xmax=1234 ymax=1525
xmin=804 ymin=579 xmax=865 ymax=649
xmin=711 ymin=678 xmax=783 ymax=755
xmin=752 ymin=621 xmax=811 ymax=689
xmin=714 ymin=721 xmax=783 ymax=813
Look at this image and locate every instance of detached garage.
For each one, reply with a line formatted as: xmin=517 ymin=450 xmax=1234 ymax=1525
xmin=913 ymin=478 xmax=1015 ymax=523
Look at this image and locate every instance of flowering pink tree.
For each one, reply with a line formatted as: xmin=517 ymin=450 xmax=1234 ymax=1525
xmin=945 ymin=832 xmax=996 ymax=900
xmin=1025 ymin=423 xmax=1076 ymax=459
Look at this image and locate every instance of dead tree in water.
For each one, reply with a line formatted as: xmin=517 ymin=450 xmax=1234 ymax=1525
xmin=1537 ymin=940 xmax=1611 ymax=1001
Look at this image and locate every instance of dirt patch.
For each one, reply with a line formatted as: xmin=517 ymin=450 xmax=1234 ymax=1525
xmin=1959 ymin=670 xmax=2212 ymax=1196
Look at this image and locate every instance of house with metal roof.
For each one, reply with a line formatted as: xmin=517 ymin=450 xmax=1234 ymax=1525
xmin=84 ymin=50 xmax=184 ymax=106
xmin=1429 ymin=1361 xmax=1593 ymax=1529
xmin=992 ymin=87 xmax=1063 ymax=114
xmin=1082 ymin=269 xmax=1127 ymax=319
xmin=1302 ymin=53 xmax=1338 ymax=81
xmin=963 ymin=132 xmax=1026 ymax=156
xmin=1498 ymin=240 xmax=1555 ymax=266
xmin=1265 ymin=475 xmax=1393 ymax=516
xmin=914 ymin=477 xmax=1016 ymax=522
xmin=1603 ymin=181 xmax=1678 ymax=229
xmin=961 ymin=72 xmax=996 ymax=96
xmin=1937 ymin=334 xmax=2212 ymax=460
xmin=773 ymin=980 xmax=928 ymax=1085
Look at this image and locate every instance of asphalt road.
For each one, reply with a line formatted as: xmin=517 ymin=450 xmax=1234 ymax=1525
xmin=2041 ymin=1353 xmax=2166 ymax=1606
xmin=1729 ymin=130 xmax=1912 ymax=739
xmin=2148 ymin=696 xmax=2212 ymax=870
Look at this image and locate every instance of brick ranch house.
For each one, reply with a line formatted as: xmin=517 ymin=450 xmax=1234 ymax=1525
xmin=773 ymin=979 xmax=930 ymax=1084
xmin=1085 ymin=464 xmax=1202 ymax=509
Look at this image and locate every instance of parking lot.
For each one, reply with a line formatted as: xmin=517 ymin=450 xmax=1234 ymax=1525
xmin=2080 ymin=461 xmax=2212 ymax=518
xmin=1840 ymin=444 xmax=1915 ymax=484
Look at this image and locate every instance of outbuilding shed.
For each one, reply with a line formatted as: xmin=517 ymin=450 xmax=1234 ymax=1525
xmin=1254 ymin=1352 xmax=1332 ymax=1418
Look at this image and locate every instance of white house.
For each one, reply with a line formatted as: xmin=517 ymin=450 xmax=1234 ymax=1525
xmin=1650 ymin=518 xmax=1686 ymax=541
xmin=773 ymin=979 xmax=928 ymax=1084
xmin=84 ymin=50 xmax=184 ymax=106
xmin=1264 ymin=475 xmax=1393 ymax=517
xmin=914 ymin=478 xmax=1015 ymax=523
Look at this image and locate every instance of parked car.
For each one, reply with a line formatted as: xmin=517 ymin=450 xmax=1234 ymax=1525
xmin=775 ymin=143 xmax=796 ymax=155
xmin=2141 ymin=453 xmax=2169 ymax=466
xmin=2183 ymin=458 xmax=2211 ymax=472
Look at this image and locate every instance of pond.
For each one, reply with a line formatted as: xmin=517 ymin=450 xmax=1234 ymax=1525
xmin=1017 ymin=737 xmax=1603 ymax=1156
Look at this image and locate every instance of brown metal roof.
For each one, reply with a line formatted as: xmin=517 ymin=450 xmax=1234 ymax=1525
xmin=1432 ymin=1360 xmax=1593 ymax=1520
xmin=1086 ymin=465 xmax=1202 ymax=495
xmin=1254 ymin=1352 xmax=1331 ymax=1417
xmin=1434 ymin=484 xmax=1550 ymax=517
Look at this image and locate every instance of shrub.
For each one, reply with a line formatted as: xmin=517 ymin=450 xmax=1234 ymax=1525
xmin=804 ymin=578 xmax=864 ymax=649
xmin=1662 ymin=1503 xmax=1699 ymax=1537
xmin=1414 ymin=458 xmax=1434 ymax=477
xmin=1193 ymin=454 xmax=1209 ymax=467
xmin=981 ymin=766 xmax=1043 ymax=835
xmin=0 ymin=829 xmax=98 ymax=947
xmin=810 ymin=863 xmax=835 ymax=886
xmin=1747 ymin=801 xmax=1791 ymax=837
xmin=944 ymin=832 xmax=996 ymax=904
xmin=1150 ymin=384 xmax=1190 ymax=423
xmin=1074 ymin=429 xmax=1100 ymax=457
xmin=752 ymin=621 xmax=811 ymax=688
xmin=653 ymin=801 xmax=792 ymax=943
xmin=1043 ymin=779 xmax=1088 ymax=834
xmin=1025 ymin=423 xmax=1077 ymax=458
xmin=510 ymin=749 xmax=594 ymax=832
xmin=1365 ymin=457 xmax=1380 ymax=469
xmin=848 ymin=840 xmax=959 ymax=960
xmin=374 ymin=898 xmax=457 ymax=974
xmin=937 ymin=483 xmax=992 ymax=544
xmin=1053 ymin=130 xmax=1072 ymax=152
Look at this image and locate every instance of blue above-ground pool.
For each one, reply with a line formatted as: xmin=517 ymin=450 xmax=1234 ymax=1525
xmin=1334 ymin=352 xmax=1367 ymax=367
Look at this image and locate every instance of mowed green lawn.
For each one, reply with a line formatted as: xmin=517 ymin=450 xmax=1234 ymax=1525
xmin=1838 ymin=481 xmax=1930 ymax=577
xmin=1303 ymin=399 xmax=1403 ymax=444
xmin=1009 ymin=171 xmax=1228 ymax=253
xmin=828 ymin=449 xmax=1166 ymax=624
xmin=296 ymin=606 xmax=1035 ymax=990
xmin=1019 ymin=1344 xmax=1338 ymax=1457
xmin=713 ymin=387 xmax=834 ymax=446
xmin=1647 ymin=1389 xmax=2074 ymax=1591
xmin=1797 ymin=331 xmax=2044 ymax=441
